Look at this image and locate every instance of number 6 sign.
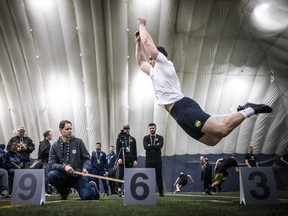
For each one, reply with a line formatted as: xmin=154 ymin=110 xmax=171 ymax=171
xmin=124 ymin=168 xmax=156 ymax=206
xmin=239 ymin=167 xmax=278 ymax=205
xmin=11 ymin=169 xmax=45 ymax=205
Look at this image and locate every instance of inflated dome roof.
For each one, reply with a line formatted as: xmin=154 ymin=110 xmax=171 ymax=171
xmin=0 ymin=0 xmax=287 ymax=157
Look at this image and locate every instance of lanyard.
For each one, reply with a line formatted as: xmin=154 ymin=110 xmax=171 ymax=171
xmin=60 ymin=138 xmax=70 ymax=164
xmin=95 ymin=151 xmax=102 ymax=163
xmin=150 ymin=135 xmax=157 ymax=145
xmin=107 ymin=153 xmax=114 ymax=164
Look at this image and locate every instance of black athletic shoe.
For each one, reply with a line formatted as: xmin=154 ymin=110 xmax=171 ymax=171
xmin=237 ymin=105 xmax=245 ymax=112
xmin=59 ymin=188 xmax=70 ymax=200
xmin=237 ymin=102 xmax=273 ymax=114
xmin=95 ymin=193 xmax=100 ymax=200
xmin=117 ymin=190 xmax=123 ymax=197
xmin=60 ymin=195 xmax=68 ymax=200
xmin=205 ymin=189 xmax=211 ymax=195
xmin=0 ymin=190 xmax=9 ymax=198
xmin=89 ymin=181 xmax=100 ymax=200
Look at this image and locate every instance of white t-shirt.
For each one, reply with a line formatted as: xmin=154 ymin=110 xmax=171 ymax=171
xmin=149 ymin=52 xmax=184 ymax=105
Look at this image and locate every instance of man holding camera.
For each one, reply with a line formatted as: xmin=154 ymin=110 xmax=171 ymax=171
xmin=115 ymin=124 xmax=138 ymax=197
xmin=7 ymin=126 xmax=35 ymax=168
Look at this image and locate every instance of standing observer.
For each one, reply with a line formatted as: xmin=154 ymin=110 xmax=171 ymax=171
xmin=48 ymin=120 xmax=99 ymax=200
xmin=201 ymin=157 xmax=212 ymax=192
xmin=89 ymin=142 xmax=109 ymax=196
xmin=7 ymin=126 xmax=35 ymax=168
xmin=143 ymin=123 xmax=164 ymax=197
xmin=280 ymin=147 xmax=288 ymax=166
xmin=38 ymin=129 xmax=53 ymax=194
xmin=245 ymin=146 xmax=258 ymax=167
xmin=38 ymin=130 xmax=52 ymax=164
xmin=116 ymin=124 xmax=137 ymax=197
xmin=106 ymin=145 xmax=117 ymax=195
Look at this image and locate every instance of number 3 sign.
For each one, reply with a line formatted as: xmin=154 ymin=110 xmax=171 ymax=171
xmin=11 ymin=169 xmax=45 ymax=205
xmin=124 ymin=168 xmax=156 ymax=206
xmin=239 ymin=167 xmax=278 ymax=205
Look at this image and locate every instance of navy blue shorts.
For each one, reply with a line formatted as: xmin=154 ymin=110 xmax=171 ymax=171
xmin=178 ymin=179 xmax=188 ymax=186
xmin=170 ymin=97 xmax=210 ymax=140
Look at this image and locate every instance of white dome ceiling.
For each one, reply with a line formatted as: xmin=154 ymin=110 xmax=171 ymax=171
xmin=0 ymin=0 xmax=287 ymax=158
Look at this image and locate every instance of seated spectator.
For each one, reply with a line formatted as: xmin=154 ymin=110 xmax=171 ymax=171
xmin=0 ymin=144 xmax=9 ymax=197
xmin=2 ymin=142 xmax=24 ymax=193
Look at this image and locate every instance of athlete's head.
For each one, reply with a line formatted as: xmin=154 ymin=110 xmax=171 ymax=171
xmin=157 ymin=46 xmax=168 ymax=58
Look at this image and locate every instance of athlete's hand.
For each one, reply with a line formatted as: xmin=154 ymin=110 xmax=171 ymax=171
xmin=138 ymin=18 xmax=146 ymax=25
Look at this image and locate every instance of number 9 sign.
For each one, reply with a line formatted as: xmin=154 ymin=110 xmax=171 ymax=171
xmin=11 ymin=169 xmax=45 ymax=205
xmin=124 ymin=168 xmax=156 ymax=206
xmin=239 ymin=167 xmax=278 ymax=205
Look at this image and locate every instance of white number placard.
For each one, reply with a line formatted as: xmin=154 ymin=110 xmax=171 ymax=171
xmin=239 ymin=167 xmax=278 ymax=205
xmin=124 ymin=168 xmax=156 ymax=206
xmin=11 ymin=169 xmax=45 ymax=205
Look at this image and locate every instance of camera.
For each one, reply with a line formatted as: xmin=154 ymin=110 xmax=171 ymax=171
xmin=118 ymin=130 xmax=128 ymax=139
xmin=118 ymin=129 xmax=130 ymax=148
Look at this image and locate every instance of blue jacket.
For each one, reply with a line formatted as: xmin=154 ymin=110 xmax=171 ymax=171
xmin=90 ymin=151 xmax=107 ymax=174
xmin=106 ymin=152 xmax=117 ymax=171
xmin=2 ymin=150 xmax=23 ymax=169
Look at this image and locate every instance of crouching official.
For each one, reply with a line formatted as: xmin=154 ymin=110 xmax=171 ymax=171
xmin=48 ymin=120 xmax=99 ymax=200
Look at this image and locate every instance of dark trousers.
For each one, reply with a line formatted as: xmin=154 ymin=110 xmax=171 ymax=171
xmin=7 ymin=169 xmax=16 ymax=194
xmin=145 ymin=159 xmax=164 ymax=193
xmin=117 ymin=159 xmax=134 ymax=190
xmin=107 ymin=169 xmax=117 ymax=194
xmin=48 ymin=170 xmax=98 ymax=200
xmin=43 ymin=163 xmax=50 ymax=193
xmin=203 ymin=177 xmax=212 ymax=191
xmin=89 ymin=170 xmax=109 ymax=194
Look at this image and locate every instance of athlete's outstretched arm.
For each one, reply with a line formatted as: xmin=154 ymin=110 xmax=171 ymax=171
xmin=138 ymin=18 xmax=159 ymax=60
xmin=134 ymin=31 xmax=151 ymax=75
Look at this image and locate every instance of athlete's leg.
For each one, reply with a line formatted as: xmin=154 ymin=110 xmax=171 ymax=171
xmin=199 ymin=113 xmax=245 ymax=145
xmin=200 ymin=103 xmax=272 ymax=145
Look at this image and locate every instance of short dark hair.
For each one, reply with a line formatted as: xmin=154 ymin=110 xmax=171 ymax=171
xmin=157 ymin=46 xmax=168 ymax=58
xmin=59 ymin=120 xmax=72 ymax=129
xmin=148 ymin=123 xmax=156 ymax=127
xmin=43 ymin=130 xmax=52 ymax=138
